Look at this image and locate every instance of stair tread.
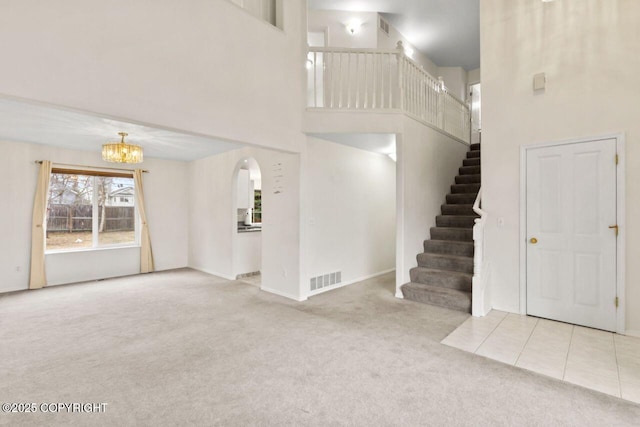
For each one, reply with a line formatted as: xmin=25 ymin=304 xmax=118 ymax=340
xmin=430 ymin=227 xmax=473 ymax=242
xmin=403 ymin=282 xmax=472 ymax=296
xmin=419 ymin=252 xmax=473 ymax=261
xmin=410 ymin=267 xmax=472 ymax=278
xmin=427 ymin=239 xmax=473 ymax=245
xmin=455 ymin=174 xmax=481 ymax=184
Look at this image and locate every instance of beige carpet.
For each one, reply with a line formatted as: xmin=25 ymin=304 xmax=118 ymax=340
xmin=0 ymin=269 xmax=638 ymax=426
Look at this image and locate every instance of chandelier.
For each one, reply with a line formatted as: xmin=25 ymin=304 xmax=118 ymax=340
xmin=102 ymin=132 xmax=143 ymax=164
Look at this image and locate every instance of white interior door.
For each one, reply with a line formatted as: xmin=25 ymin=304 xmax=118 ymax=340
xmin=526 ymin=138 xmax=617 ymax=331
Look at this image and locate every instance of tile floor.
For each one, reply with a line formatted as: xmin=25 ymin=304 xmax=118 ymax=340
xmin=442 ymin=310 xmax=640 ymax=404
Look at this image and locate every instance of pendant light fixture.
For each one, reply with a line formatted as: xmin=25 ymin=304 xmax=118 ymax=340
xmin=102 ymin=132 xmax=143 ymax=164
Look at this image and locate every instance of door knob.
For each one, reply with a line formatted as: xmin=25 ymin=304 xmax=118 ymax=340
xmin=530 ymin=237 xmax=538 ymax=244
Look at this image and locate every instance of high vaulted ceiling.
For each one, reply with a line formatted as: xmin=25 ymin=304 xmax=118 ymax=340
xmin=308 ymin=0 xmax=480 ymax=70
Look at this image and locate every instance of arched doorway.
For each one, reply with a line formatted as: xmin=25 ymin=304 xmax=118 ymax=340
xmin=232 ymin=158 xmax=262 ymax=286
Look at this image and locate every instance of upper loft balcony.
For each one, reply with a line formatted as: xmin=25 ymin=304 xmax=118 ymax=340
xmin=306 ymin=43 xmax=471 ymax=144
xmin=304 ymin=8 xmax=479 ymax=145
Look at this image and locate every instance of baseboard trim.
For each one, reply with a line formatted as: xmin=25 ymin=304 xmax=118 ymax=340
xmin=261 ymin=286 xmax=307 ymax=302
xmin=307 ymin=268 xmax=396 ymax=298
xmin=189 ymin=266 xmax=236 ymax=281
xmin=0 ymin=285 xmax=28 ymax=294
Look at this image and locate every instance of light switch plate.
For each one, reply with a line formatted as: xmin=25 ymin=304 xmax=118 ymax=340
xmin=533 ymin=73 xmax=546 ymax=91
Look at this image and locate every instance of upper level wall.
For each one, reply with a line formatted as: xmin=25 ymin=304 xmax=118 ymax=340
xmin=437 ymin=67 xmax=468 ymax=101
xmin=467 ymin=68 xmax=481 ymax=85
xmin=308 ymin=10 xmax=437 ymax=73
xmin=0 ymin=0 xmax=307 ymax=152
xmin=376 ymin=17 xmax=439 ymax=77
xmin=308 ymin=10 xmax=378 ymax=48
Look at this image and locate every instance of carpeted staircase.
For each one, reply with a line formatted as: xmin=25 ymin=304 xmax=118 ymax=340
xmin=401 ymin=143 xmax=481 ymax=312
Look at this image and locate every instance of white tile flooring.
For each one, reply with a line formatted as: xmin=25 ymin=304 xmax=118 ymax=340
xmin=442 ymin=310 xmax=640 ymax=404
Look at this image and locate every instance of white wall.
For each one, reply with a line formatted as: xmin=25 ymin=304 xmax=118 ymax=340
xmin=304 ymin=137 xmax=395 ymax=294
xmin=235 ymin=232 xmax=262 ymax=277
xmin=307 ymin=9 xmax=439 ymax=77
xmin=0 ymin=140 xmax=189 ymax=293
xmin=0 ymin=0 xmax=306 ymax=153
xmin=308 ymin=10 xmax=378 ymax=49
xmin=437 ymin=67 xmax=468 ymax=101
xmin=481 ymin=0 xmax=640 ymax=333
xmin=467 ymin=68 xmax=481 ymax=85
xmin=377 ymin=19 xmax=439 ymax=77
xmin=396 ymin=118 xmax=468 ymax=294
xmin=188 ymin=147 xmax=302 ymax=300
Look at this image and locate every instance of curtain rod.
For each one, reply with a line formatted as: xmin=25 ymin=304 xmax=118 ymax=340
xmin=34 ymin=161 xmax=149 ymax=173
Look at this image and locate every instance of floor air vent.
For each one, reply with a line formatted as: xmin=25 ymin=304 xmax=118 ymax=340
xmin=310 ymin=271 xmax=342 ymax=291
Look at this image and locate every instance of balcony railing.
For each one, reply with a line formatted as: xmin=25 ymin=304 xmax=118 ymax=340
xmin=307 ymin=43 xmax=471 ymax=144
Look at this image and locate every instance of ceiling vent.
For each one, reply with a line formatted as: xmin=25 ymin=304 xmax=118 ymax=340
xmin=379 ymin=16 xmax=390 ymax=36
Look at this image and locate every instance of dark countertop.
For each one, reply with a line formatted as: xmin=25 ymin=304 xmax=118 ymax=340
xmin=238 ymin=223 xmax=262 ymax=233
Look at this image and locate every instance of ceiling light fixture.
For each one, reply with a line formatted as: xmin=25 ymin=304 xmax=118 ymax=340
xmin=102 ymin=132 xmax=144 ymax=164
xmin=346 ymin=19 xmax=361 ymax=35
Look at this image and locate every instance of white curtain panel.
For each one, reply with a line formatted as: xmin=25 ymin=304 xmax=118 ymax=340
xmin=29 ymin=160 xmax=52 ymax=289
xmin=134 ymin=169 xmax=155 ymax=273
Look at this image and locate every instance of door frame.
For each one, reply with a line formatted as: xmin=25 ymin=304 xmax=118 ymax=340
xmin=519 ymin=133 xmax=626 ymax=334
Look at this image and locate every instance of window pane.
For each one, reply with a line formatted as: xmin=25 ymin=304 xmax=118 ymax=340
xmin=98 ymin=177 xmax=135 ymax=246
xmin=253 ymin=190 xmax=262 ymax=223
xmin=46 ymin=173 xmax=94 ymax=250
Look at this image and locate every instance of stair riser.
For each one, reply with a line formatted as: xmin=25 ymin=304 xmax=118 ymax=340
xmin=430 ymin=227 xmax=473 ymax=242
xmin=424 ymin=240 xmax=474 ymax=257
xmin=445 ymin=194 xmax=477 ymax=204
xmin=417 ymin=254 xmax=474 ymax=274
xmin=459 ymin=166 xmax=481 ymax=175
xmin=470 ymin=143 xmax=481 ymax=151
xmin=455 ymin=174 xmax=481 ymax=184
xmin=441 ymin=204 xmax=476 ymax=216
xmin=436 ymin=216 xmax=476 ymax=228
xmin=466 ymin=151 xmax=480 ymax=159
xmin=409 ymin=268 xmax=472 ymax=292
xmin=451 ymin=184 xmax=480 ymax=194
xmin=401 ymin=285 xmax=471 ymax=313
xmin=463 ymin=158 xmax=480 ymax=167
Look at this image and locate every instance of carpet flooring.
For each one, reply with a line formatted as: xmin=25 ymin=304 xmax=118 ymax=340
xmin=1 ymin=269 xmax=639 ymax=426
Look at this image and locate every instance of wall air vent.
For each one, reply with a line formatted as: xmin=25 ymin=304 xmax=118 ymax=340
xmin=310 ymin=271 xmax=342 ymax=291
xmin=379 ymin=16 xmax=390 ymax=36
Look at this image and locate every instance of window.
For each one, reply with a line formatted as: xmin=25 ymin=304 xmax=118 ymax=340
xmin=253 ymin=190 xmax=262 ymax=223
xmin=46 ymin=169 xmax=137 ymax=251
xmin=229 ymin=0 xmax=280 ymax=28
